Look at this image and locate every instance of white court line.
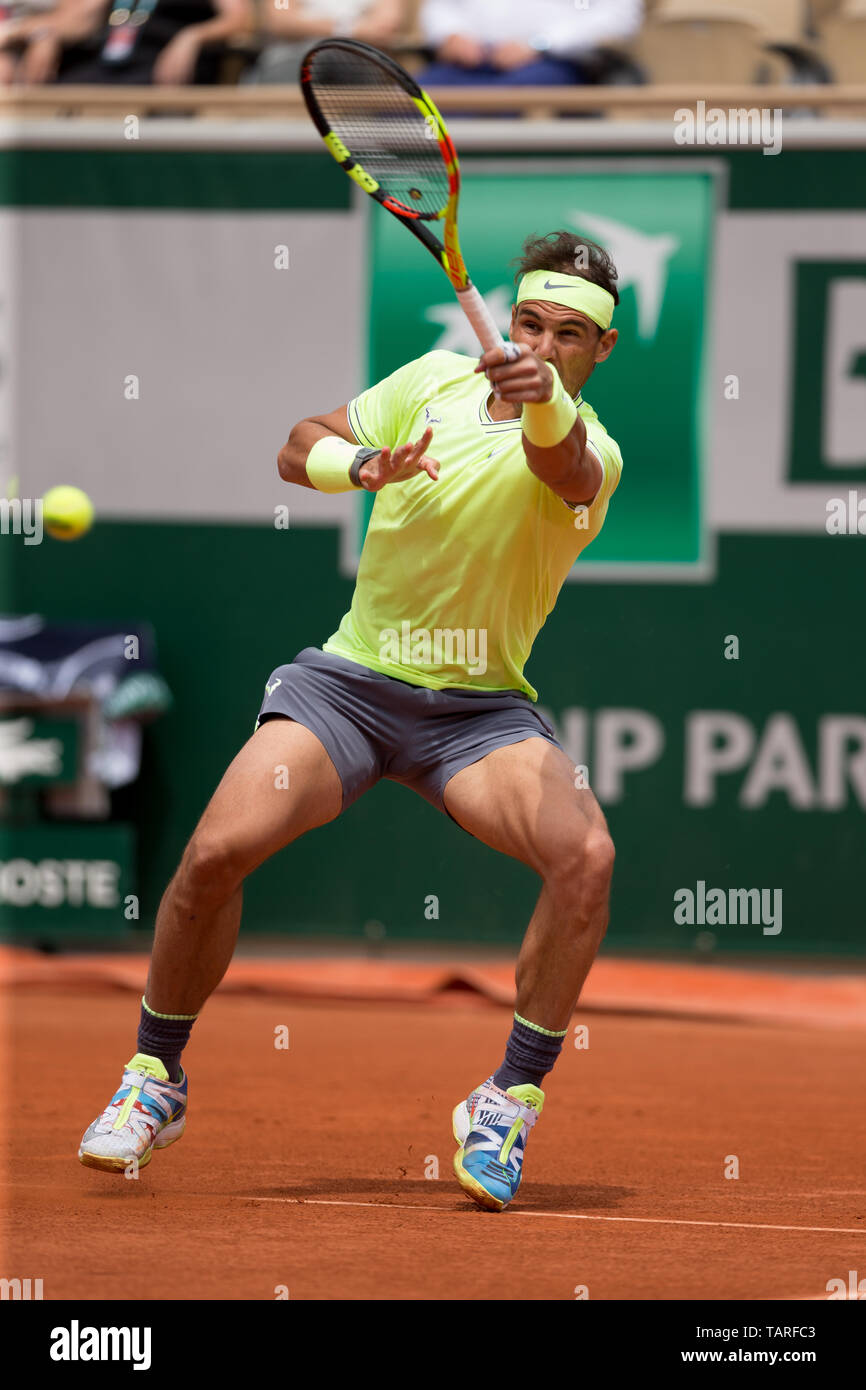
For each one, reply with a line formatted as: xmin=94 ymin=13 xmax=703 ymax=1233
xmin=4 ymin=1181 xmax=859 ymax=1238
xmin=235 ymin=1196 xmax=866 ymax=1236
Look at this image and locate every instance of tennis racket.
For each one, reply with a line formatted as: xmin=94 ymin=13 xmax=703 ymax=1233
xmin=300 ymin=39 xmax=504 ymax=355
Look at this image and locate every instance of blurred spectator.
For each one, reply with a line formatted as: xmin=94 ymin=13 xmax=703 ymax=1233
xmin=0 ymin=0 xmax=57 ymax=81
xmin=418 ymin=0 xmax=643 ymax=86
xmin=245 ymin=0 xmax=406 ymax=84
xmin=4 ymin=0 xmax=252 ymax=85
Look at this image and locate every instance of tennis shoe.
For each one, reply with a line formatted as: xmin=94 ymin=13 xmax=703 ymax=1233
xmin=78 ymin=1053 xmax=187 ymax=1173
xmin=452 ymin=1075 xmax=543 ymax=1211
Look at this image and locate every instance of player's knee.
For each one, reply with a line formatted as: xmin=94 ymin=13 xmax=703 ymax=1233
xmin=584 ymin=828 xmax=616 ymax=891
xmin=176 ymin=834 xmax=245 ymax=908
xmin=547 ymin=828 xmax=615 ymax=906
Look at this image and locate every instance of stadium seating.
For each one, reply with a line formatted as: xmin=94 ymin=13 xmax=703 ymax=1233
xmin=820 ymin=0 xmax=866 ymax=77
xmin=632 ymin=12 xmax=767 ymax=83
xmin=1 ymin=0 xmax=865 ymax=117
xmin=816 ymin=0 xmax=866 ymax=112
xmin=630 ymin=0 xmax=829 ymax=82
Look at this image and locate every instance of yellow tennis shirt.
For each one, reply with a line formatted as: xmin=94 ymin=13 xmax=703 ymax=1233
xmin=323 ymin=350 xmax=622 ymax=701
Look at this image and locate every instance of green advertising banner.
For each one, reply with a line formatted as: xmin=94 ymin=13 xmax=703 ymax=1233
xmin=0 ymin=716 xmax=80 ymax=787
xmin=4 ymin=136 xmax=864 ymax=958
xmin=0 ymin=823 xmax=135 ymax=935
xmin=367 ymin=164 xmax=715 ymax=575
xmin=788 ymin=259 xmax=866 ymax=486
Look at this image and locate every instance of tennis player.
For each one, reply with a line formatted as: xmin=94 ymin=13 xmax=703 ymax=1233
xmin=79 ymin=231 xmax=623 ymax=1213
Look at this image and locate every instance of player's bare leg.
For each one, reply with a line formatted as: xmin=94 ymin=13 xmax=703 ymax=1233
xmin=443 ymin=737 xmax=613 ymax=1029
xmin=444 ymin=737 xmax=614 ymax=1210
xmin=79 ymin=718 xmax=342 ymax=1172
xmin=146 ymin=718 xmax=342 ymax=1015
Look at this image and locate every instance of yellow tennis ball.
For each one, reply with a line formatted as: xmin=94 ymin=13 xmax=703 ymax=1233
xmin=42 ymin=485 xmax=94 ymax=541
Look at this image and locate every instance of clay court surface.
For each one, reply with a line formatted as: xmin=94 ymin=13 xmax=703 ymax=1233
xmin=2 ymin=953 xmax=865 ymax=1302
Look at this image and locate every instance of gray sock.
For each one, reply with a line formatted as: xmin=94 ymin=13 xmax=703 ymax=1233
xmin=492 ymin=1012 xmax=566 ymax=1090
xmin=136 ymin=996 xmax=197 ymax=1084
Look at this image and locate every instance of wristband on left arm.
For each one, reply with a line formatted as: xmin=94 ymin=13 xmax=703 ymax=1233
xmin=306 ymin=436 xmax=377 ymax=492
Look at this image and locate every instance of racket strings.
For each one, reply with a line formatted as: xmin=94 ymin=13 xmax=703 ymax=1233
xmin=306 ymin=49 xmax=450 ymax=218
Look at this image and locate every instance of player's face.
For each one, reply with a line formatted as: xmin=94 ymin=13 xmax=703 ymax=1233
xmin=510 ymin=301 xmax=617 ymax=396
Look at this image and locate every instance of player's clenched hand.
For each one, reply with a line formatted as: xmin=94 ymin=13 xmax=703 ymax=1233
xmin=358 ymin=426 xmax=440 ymax=491
xmin=474 ymin=342 xmax=555 ymax=404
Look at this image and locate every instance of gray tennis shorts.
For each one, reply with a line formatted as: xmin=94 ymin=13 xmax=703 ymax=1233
xmin=255 ymin=647 xmax=562 ymax=815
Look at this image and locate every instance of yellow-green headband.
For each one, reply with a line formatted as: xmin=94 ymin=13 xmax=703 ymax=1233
xmin=516 ymin=269 xmax=615 ymax=331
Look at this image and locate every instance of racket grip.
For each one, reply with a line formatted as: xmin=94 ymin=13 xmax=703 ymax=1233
xmin=456 ymin=284 xmax=503 ymax=353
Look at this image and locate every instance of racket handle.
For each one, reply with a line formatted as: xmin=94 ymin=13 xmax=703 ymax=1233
xmin=456 ymin=283 xmax=503 ymax=354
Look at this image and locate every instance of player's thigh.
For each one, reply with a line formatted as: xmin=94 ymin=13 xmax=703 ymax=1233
xmin=185 ymin=717 xmax=343 ymax=880
xmin=442 ymin=736 xmax=612 ymax=880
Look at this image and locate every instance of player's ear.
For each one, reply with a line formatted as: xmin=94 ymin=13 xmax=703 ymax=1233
xmin=594 ymin=328 xmax=618 ymax=363
xmin=510 ymin=304 xmax=519 ymax=335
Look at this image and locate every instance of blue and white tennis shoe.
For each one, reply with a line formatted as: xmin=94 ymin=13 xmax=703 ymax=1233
xmin=452 ymin=1076 xmax=544 ymax=1211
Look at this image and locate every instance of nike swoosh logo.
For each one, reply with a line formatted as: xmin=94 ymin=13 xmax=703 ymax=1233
xmin=543 ymin=278 xmax=580 ymax=291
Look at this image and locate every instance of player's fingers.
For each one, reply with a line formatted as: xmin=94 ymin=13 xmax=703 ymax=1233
xmin=494 ymin=388 xmax=540 ymax=405
xmin=487 ymin=372 xmax=540 ymax=404
xmin=497 ymin=372 xmax=556 ymax=403
xmin=388 ymin=437 xmax=429 ymax=476
xmin=390 ymin=428 xmax=426 ymax=465
xmin=474 ymin=342 xmax=523 ymax=373
xmin=381 ymin=452 xmax=415 ymax=482
xmin=484 ymin=360 xmax=537 ymax=384
xmin=405 ymin=427 xmax=433 ymax=464
xmin=392 ymin=453 xmax=439 ymax=482
xmin=358 ymin=446 xmax=388 ymax=491
xmin=382 ymin=443 xmax=413 ymax=473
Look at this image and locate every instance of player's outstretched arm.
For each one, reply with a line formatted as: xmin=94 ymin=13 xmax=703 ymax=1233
xmin=476 ymin=344 xmax=603 ymax=507
xmin=278 ymin=407 xmax=357 ymax=490
xmin=278 ymin=408 xmax=439 ymax=493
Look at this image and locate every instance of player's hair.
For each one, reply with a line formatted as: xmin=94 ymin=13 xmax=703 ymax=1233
xmin=514 ymin=231 xmax=620 ymax=308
